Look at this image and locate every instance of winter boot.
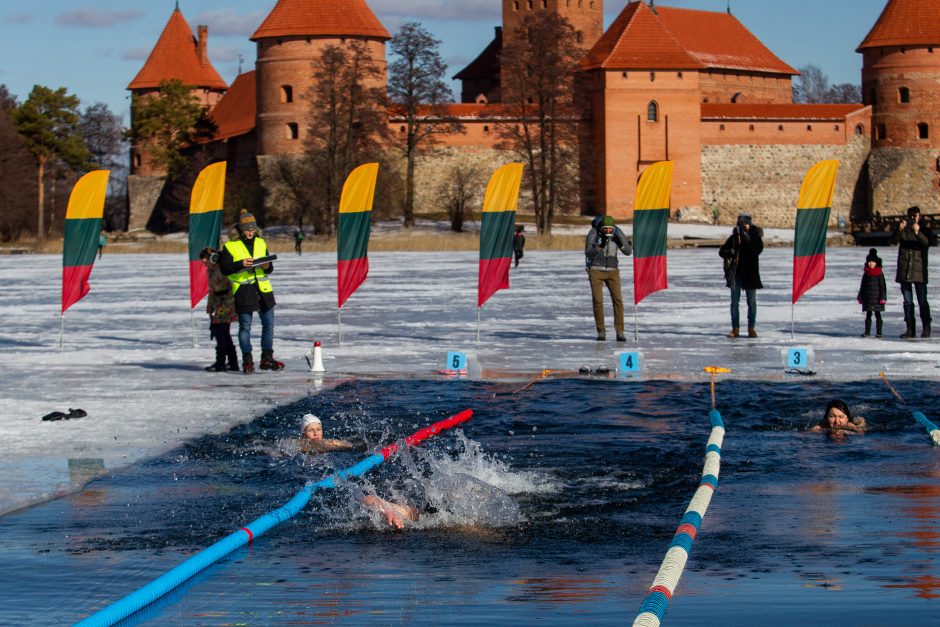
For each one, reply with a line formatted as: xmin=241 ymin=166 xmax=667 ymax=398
xmin=921 ymin=317 xmax=931 ymax=338
xmin=727 ymin=328 xmax=739 ymax=338
xmin=242 ymin=352 xmax=254 ymax=375
xmin=747 ymin=327 xmax=758 ymax=338
xmin=862 ymin=317 xmax=871 ymax=337
xmin=876 ymin=317 xmax=883 ymax=338
xmin=259 ymin=349 xmax=285 ymax=371
xmin=901 ymin=305 xmax=916 ymax=338
xmin=226 ymin=346 xmax=240 ymax=372
xmin=205 ymin=348 xmax=226 ymax=372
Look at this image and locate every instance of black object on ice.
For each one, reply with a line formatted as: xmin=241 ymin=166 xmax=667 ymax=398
xmin=42 ymin=408 xmax=87 ymax=421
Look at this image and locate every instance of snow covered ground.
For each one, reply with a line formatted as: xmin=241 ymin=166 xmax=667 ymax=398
xmin=2 ymin=225 xmax=936 ymax=514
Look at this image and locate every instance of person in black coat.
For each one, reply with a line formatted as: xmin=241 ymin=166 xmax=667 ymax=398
xmin=718 ymin=213 xmax=764 ymax=338
xmin=857 ymin=248 xmax=887 ymax=338
xmin=891 ymin=206 xmax=934 ymax=338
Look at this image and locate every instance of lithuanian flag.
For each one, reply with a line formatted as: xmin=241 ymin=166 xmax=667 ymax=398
xmin=338 ymin=163 xmax=379 ymax=308
xmin=632 ymin=161 xmax=673 ymax=305
xmin=62 ymin=170 xmax=110 ymax=313
xmin=188 ymin=162 xmax=226 ymax=309
xmin=478 ymin=163 xmax=524 ymax=308
xmin=793 ymin=160 xmax=839 ymax=304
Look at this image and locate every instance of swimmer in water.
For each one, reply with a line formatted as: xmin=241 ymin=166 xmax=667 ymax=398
xmin=298 ymin=414 xmax=363 ymax=454
xmin=810 ymin=399 xmax=867 ymax=435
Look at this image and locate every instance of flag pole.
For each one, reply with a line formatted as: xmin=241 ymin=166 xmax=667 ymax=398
xmin=191 ymin=308 xmax=197 ymax=348
xmin=476 ymin=307 xmax=481 ymax=343
xmin=338 ymin=307 xmax=343 ymax=345
xmin=633 ymin=304 xmax=639 ymax=342
xmin=790 ymin=303 xmax=795 ymax=339
xmin=59 ymin=313 xmax=65 ymax=351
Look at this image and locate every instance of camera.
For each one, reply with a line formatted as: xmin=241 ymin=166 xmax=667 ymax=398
xmin=209 ymin=251 xmax=220 ymax=264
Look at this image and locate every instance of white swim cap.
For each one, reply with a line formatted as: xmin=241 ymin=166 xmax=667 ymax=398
xmin=301 ymin=414 xmax=321 ymax=433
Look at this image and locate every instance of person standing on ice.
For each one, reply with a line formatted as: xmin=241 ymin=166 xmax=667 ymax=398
xmin=200 ymin=247 xmax=239 ymax=371
xmin=892 ymin=206 xmax=934 ymax=338
xmin=585 ymin=215 xmax=632 ymax=342
xmin=719 ymin=212 xmax=763 ymax=338
xmin=513 ymin=224 xmax=526 ymax=268
xmin=857 ymin=248 xmax=886 ymax=338
xmin=219 ymin=209 xmax=283 ymax=374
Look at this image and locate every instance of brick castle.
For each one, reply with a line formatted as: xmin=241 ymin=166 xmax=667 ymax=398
xmin=126 ymin=0 xmax=940 ymax=230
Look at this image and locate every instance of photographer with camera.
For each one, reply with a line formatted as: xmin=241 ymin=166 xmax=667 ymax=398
xmin=585 ymin=215 xmax=632 ymax=341
xmin=719 ymin=212 xmax=764 ymax=338
xmin=892 ymin=205 xmax=935 ymax=338
xmin=200 ymin=247 xmax=238 ymax=372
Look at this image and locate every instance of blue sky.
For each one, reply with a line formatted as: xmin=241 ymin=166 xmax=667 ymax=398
xmin=0 ymin=0 xmax=888 ymax=123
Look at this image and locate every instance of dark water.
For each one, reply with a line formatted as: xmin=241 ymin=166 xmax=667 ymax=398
xmin=2 ymin=379 xmax=939 ymax=625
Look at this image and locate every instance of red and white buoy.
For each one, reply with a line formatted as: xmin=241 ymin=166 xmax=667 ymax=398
xmin=310 ymin=341 xmax=325 ymax=373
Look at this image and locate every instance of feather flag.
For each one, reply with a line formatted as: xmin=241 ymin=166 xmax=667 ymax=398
xmin=478 ymin=163 xmax=524 ymax=308
xmin=632 ymin=161 xmax=674 ymax=305
xmin=62 ymin=170 xmax=110 ymax=313
xmin=793 ymin=160 xmax=839 ymax=304
xmin=337 ymin=163 xmax=379 ymax=308
xmin=188 ymin=162 xmax=227 ymax=309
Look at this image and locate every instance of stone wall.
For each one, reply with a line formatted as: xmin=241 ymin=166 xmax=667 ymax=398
xmin=869 ymin=148 xmax=940 ymax=217
xmin=701 ymin=135 xmax=871 ymax=228
xmin=126 ymin=175 xmax=165 ymax=231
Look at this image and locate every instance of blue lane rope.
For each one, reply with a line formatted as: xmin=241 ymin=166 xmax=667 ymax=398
xmin=880 ymin=372 xmax=940 ymax=446
xmin=633 ymin=408 xmax=725 ymax=627
xmin=74 ymin=409 xmax=473 ymax=627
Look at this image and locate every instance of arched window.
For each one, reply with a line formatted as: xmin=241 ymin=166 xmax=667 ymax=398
xmin=513 ymin=1 xmax=519 ymax=9
xmin=919 ymin=122 xmax=929 ymax=139
xmin=899 ymin=87 xmax=910 ymax=103
xmin=399 ymin=126 xmax=406 ymax=133
xmin=542 ymin=0 xmax=547 ymax=8
xmin=649 ymin=71 xmax=656 ymax=82
xmin=280 ymin=85 xmax=293 ymax=103
xmin=527 ymin=0 xmax=533 ymax=9
xmin=876 ymin=123 xmax=887 ymax=140
xmin=834 ymin=125 xmax=840 ymax=132
xmin=731 ymin=92 xmax=743 ymax=103
xmin=807 ymin=125 xmax=813 ymax=131
xmin=287 ymin=123 xmax=299 ymax=140
xmin=719 ymin=124 xmax=725 ymax=131
xmin=647 ymin=101 xmax=659 ymax=122
xmin=483 ymin=125 xmax=490 ymax=133
xmin=778 ymin=125 xmax=784 ymax=132
xmin=855 ymin=124 xmax=865 ymax=135
xmin=748 ymin=124 xmax=755 ymax=131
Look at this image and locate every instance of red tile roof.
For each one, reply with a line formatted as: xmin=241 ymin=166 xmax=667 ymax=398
xmin=211 ymin=72 xmax=256 ymax=140
xmin=581 ymin=1 xmax=796 ymax=75
xmin=127 ymin=9 xmax=227 ymax=91
xmin=858 ymin=0 xmax=940 ymax=50
xmin=702 ymin=103 xmax=865 ymax=121
xmin=251 ymin=0 xmax=390 ymax=41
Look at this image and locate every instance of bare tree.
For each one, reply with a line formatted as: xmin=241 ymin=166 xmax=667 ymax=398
xmin=81 ymin=102 xmax=128 ymax=229
xmin=388 ymin=22 xmax=462 ymax=228
xmin=794 ymin=65 xmax=860 ymax=104
xmin=438 ymin=161 xmax=484 ymax=232
xmin=304 ymin=42 xmax=387 ymax=235
xmin=496 ymin=12 xmax=582 ymax=235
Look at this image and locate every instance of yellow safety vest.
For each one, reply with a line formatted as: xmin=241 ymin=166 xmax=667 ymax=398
xmin=224 ymin=237 xmax=273 ymax=295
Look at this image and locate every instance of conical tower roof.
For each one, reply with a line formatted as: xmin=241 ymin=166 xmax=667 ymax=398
xmin=251 ymin=0 xmax=390 ymax=41
xmin=858 ymin=0 xmax=940 ymax=51
xmin=128 ymin=8 xmax=227 ymax=91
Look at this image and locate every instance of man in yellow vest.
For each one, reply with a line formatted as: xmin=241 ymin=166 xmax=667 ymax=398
xmin=219 ymin=209 xmax=284 ymax=374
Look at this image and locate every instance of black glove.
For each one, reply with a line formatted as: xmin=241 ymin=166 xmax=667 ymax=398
xmin=613 ymin=234 xmax=623 ymax=247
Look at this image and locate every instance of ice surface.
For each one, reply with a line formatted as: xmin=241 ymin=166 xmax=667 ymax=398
xmin=1 ymin=225 xmax=936 ymax=513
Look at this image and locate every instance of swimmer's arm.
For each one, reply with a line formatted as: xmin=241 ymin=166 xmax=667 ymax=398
xmin=321 ymin=438 xmax=367 ymax=451
xmin=362 ymin=495 xmax=406 ymax=529
xmin=847 ymin=416 xmax=867 ymax=432
xmin=809 ymin=424 xmax=823 ymax=432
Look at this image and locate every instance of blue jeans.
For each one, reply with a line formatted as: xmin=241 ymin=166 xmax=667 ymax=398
xmin=237 ymin=307 xmax=274 ymax=355
xmin=900 ymin=282 xmax=931 ymax=322
xmin=730 ymin=277 xmax=757 ymax=329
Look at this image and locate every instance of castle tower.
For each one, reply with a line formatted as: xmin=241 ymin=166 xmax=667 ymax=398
xmin=250 ymin=0 xmax=390 ymax=156
xmin=127 ymin=7 xmax=227 ymax=176
xmin=502 ymin=0 xmax=603 ymax=50
xmin=859 ymin=0 xmax=940 ymax=213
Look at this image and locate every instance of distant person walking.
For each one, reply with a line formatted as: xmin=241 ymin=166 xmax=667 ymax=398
xmin=97 ymin=230 xmax=107 ymax=260
xmin=513 ymin=225 xmax=526 ymax=268
xmin=892 ymin=206 xmax=934 ymax=338
xmin=719 ymin=212 xmax=764 ymax=338
xmin=857 ymin=248 xmax=886 ymax=338
xmin=585 ymin=216 xmax=632 ymax=342
xmin=219 ymin=209 xmax=283 ymax=374
xmin=200 ymin=247 xmax=239 ymax=371
xmin=294 ymin=226 xmax=305 ymax=256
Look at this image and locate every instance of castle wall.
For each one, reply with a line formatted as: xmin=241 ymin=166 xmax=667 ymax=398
xmin=869 ymin=147 xmax=940 ymax=216
xmin=699 ymin=70 xmax=793 ymax=105
xmin=701 ymin=134 xmax=871 ymax=228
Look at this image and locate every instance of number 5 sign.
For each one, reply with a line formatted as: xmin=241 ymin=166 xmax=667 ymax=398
xmin=445 ymin=351 xmax=467 ymax=372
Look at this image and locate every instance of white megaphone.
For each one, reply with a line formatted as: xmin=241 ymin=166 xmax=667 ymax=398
xmin=308 ymin=341 xmax=325 ymax=373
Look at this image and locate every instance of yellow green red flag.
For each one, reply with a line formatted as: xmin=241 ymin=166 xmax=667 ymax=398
xmin=62 ymin=170 xmax=110 ymax=313
xmin=338 ymin=163 xmax=379 ymax=308
xmin=632 ymin=161 xmax=673 ymax=305
xmin=188 ymin=162 xmax=227 ymax=309
xmin=478 ymin=163 xmax=524 ymax=308
xmin=793 ymin=160 xmax=839 ymax=304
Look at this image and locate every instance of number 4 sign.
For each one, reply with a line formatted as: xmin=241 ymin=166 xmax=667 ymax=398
xmin=618 ymin=351 xmax=641 ymax=375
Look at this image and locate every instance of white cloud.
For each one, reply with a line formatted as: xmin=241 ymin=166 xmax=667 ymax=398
xmin=369 ymin=0 xmax=497 ymax=21
xmin=193 ymin=9 xmax=268 ymax=38
xmin=55 ymin=8 xmax=143 ymax=28
xmin=3 ymin=13 xmax=32 ymax=25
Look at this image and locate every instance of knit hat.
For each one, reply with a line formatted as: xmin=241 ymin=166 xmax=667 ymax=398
xmin=300 ymin=414 xmax=321 ymax=433
xmin=601 ymin=216 xmax=616 ymax=228
xmin=737 ymin=212 xmax=752 ymax=224
xmin=237 ymin=209 xmax=258 ymax=232
xmin=866 ymin=248 xmax=882 ymax=267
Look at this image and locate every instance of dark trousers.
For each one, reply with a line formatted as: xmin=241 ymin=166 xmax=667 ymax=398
xmin=210 ymin=322 xmax=237 ymax=366
xmin=900 ymin=282 xmax=931 ymax=323
xmin=589 ymin=268 xmax=624 ymax=335
xmin=730 ymin=276 xmax=757 ymax=330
